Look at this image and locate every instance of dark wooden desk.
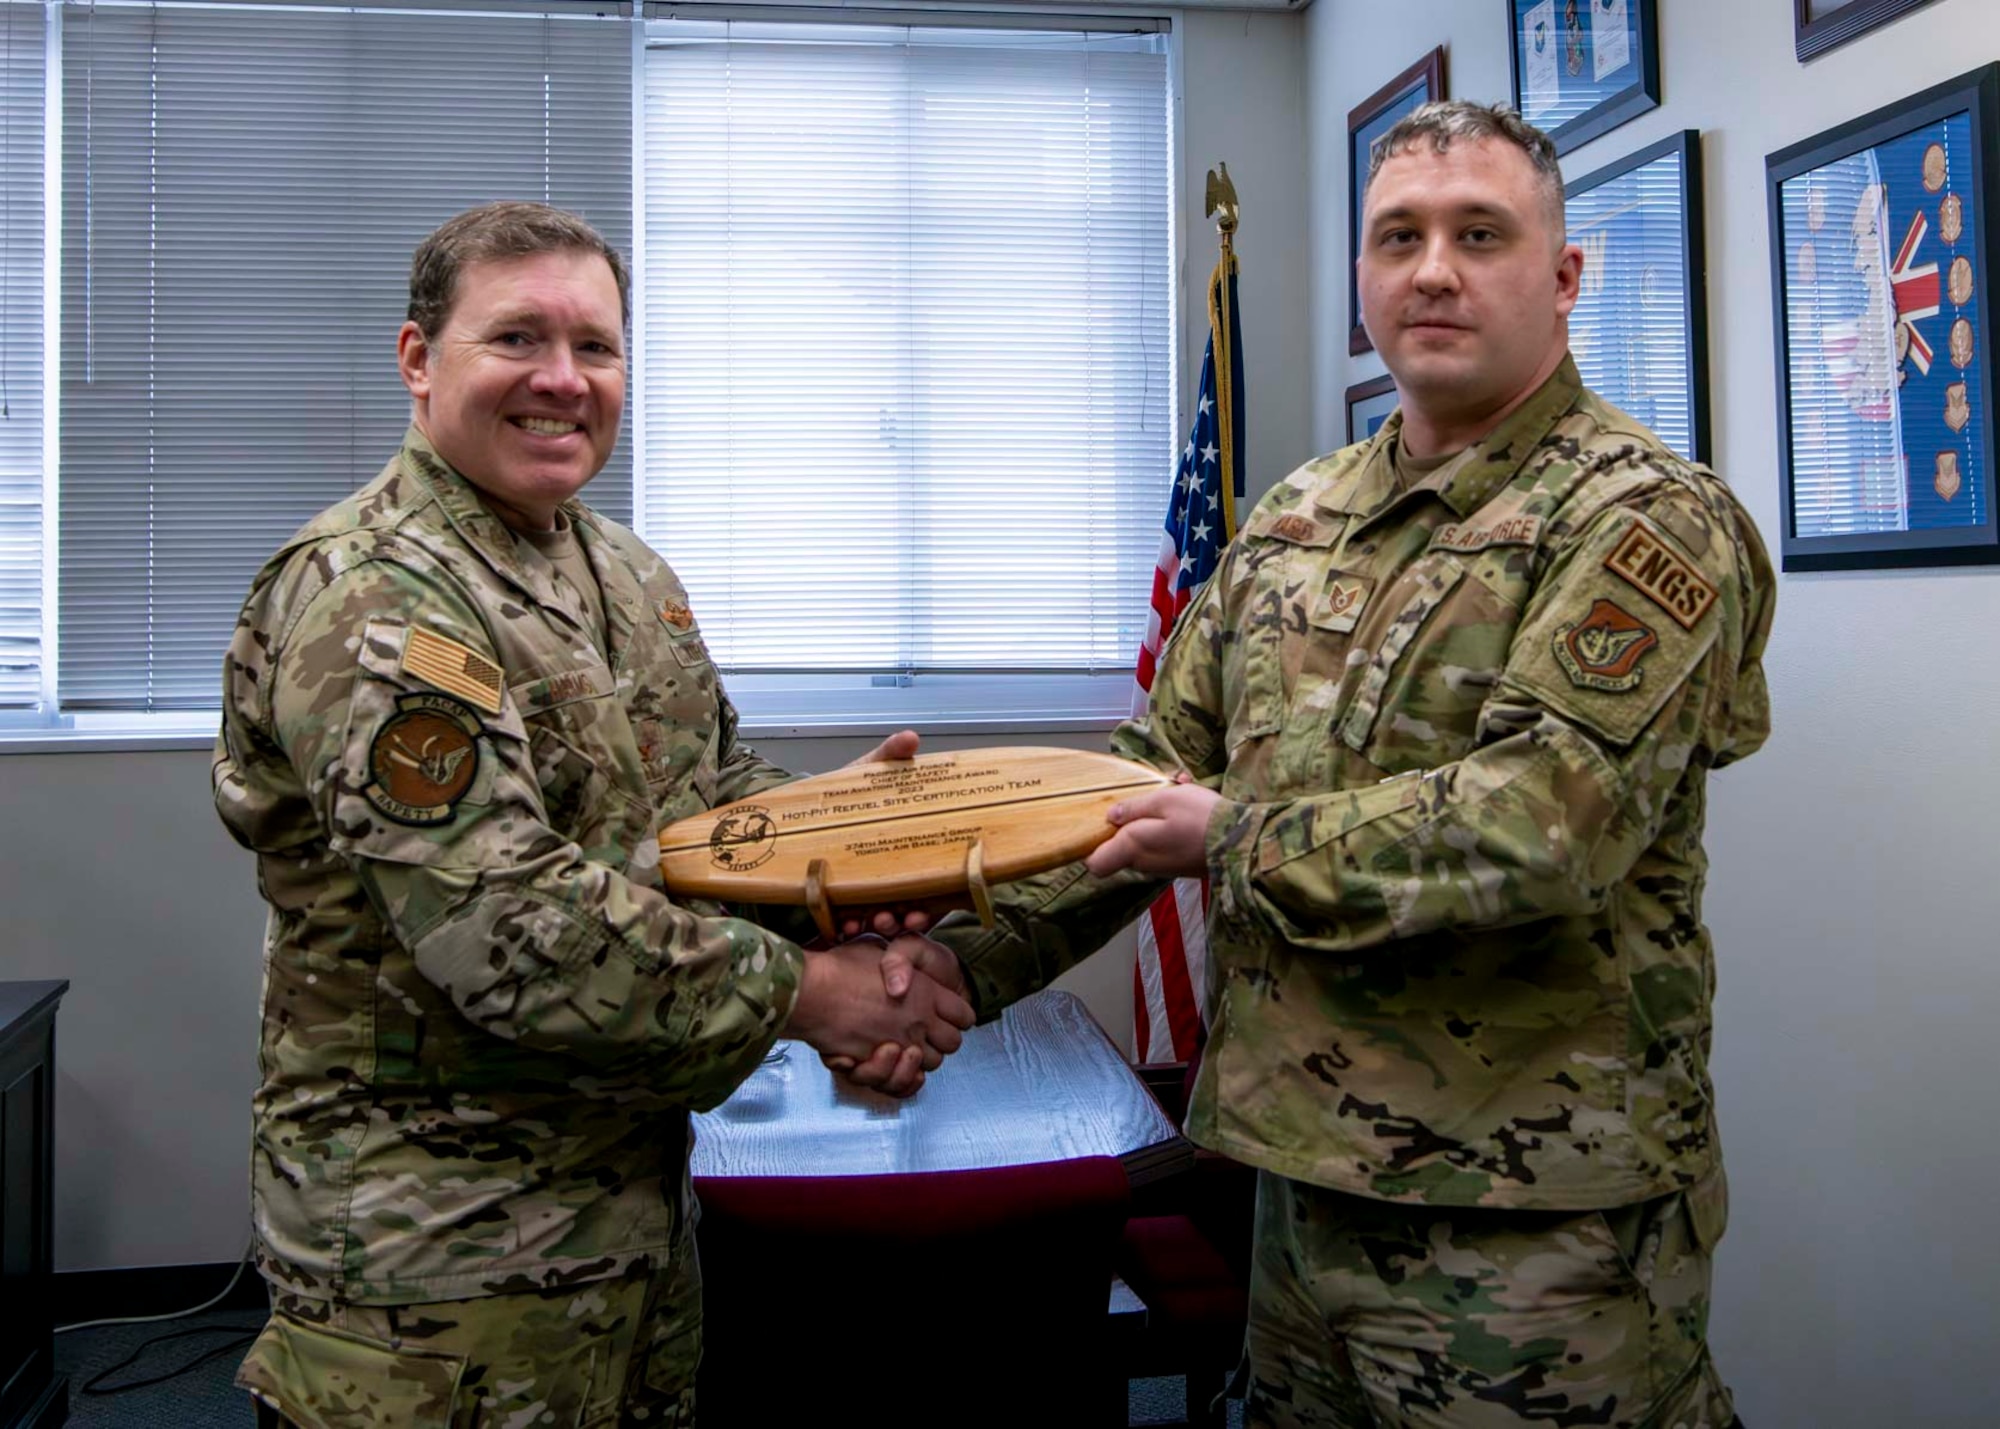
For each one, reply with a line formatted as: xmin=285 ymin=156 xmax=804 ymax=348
xmin=692 ymin=987 xmax=1191 ymax=1188
xmin=0 ymin=980 xmax=68 ymax=1429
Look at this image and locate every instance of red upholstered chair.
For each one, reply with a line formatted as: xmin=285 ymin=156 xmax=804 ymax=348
xmin=693 ymin=1155 xmax=1132 ymax=1426
xmin=1115 ymin=1056 xmax=1256 ymax=1428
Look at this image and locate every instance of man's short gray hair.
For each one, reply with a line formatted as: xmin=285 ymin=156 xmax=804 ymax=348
xmin=1363 ymin=100 xmax=1566 ymax=235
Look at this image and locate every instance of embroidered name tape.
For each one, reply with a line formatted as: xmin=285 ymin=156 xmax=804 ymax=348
xmin=1604 ymin=524 xmax=1718 ymax=631
xmin=1431 ymin=514 xmax=1543 ymax=554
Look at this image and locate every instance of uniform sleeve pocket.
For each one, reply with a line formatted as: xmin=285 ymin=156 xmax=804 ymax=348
xmin=238 ymin=1311 xmax=465 ymax=1429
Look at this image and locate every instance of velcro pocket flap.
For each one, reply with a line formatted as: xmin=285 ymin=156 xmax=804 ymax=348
xmin=238 ymin=1311 xmax=464 ymax=1429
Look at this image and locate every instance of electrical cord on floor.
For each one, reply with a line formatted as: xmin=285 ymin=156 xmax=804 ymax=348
xmin=55 ymin=1233 xmax=256 ymax=1334
xmin=77 ymin=1323 xmax=263 ymax=1397
xmin=55 ymin=1234 xmax=264 ymax=1398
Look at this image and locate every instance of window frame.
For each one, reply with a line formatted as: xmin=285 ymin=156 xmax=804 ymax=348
xmin=0 ymin=0 xmax=1185 ymax=750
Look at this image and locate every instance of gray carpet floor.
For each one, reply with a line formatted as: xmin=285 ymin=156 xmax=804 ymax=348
xmin=53 ymin=1310 xmax=1245 ymax=1426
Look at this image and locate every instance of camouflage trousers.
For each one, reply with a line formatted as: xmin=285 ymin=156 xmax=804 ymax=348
xmin=237 ymin=1245 xmax=701 ymax=1429
xmin=1244 ymin=1168 xmax=1734 ymax=1429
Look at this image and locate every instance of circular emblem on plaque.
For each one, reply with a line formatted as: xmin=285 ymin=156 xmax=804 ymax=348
xmin=709 ymin=805 xmax=778 ymax=871
xmin=1923 ymin=142 xmax=1948 ymax=194
xmin=1942 ymin=193 xmax=1965 ymax=245
xmin=364 ymin=694 xmax=482 ymax=826
xmin=1949 ymin=255 xmax=1975 ymax=308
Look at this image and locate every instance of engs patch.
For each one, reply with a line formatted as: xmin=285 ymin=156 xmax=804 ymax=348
xmin=1604 ymin=523 xmax=1718 ymax=630
xmin=364 ymin=693 xmax=483 ymax=826
xmin=1554 ymin=599 xmax=1657 ymax=692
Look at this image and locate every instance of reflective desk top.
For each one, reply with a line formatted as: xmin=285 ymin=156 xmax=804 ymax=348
xmin=691 ymin=988 xmax=1191 ymax=1187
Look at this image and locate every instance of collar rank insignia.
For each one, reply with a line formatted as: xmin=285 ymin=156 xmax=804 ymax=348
xmin=363 ymin=693 xmax=482 ymax=826
xmin=401 ymin=626 xmax=504 ymax=714
xmin=1554 ymin=599 xmax=1658 ymax=692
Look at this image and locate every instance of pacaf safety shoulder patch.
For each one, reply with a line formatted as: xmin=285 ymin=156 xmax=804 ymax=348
xmin=363 ymin=692 xmax=484 ymax=826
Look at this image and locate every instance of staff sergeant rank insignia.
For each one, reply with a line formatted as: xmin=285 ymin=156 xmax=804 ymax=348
xmin=1554 ymin=599 xmax=1658 ymax=692
xmin=364 ymin=693 xmax=483 ymax=825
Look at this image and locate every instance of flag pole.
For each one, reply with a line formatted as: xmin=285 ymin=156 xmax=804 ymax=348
xmin=1204 ymin=162 xmax=1241 ymax=522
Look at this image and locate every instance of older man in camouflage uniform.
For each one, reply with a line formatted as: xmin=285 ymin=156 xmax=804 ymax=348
xmin=213 ymin=202 xmax=971 ymax=1427
xmin=935 ymin=103 xmax=1772 ymax=1427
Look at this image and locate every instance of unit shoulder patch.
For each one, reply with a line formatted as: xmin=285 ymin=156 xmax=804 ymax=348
xmin=1604 ymin=522 xmax=1719 ymax=631
xmin=364 ymin=692 xmax=484 ymax=826
xmin=1553 ymin=599 xmax=1658 ymax=692
xmin=401 ymin=625 xmax=505 ymax=714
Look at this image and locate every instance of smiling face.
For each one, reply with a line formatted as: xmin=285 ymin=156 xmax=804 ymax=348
xmin=1357 ymin=136 xmax=1582 ymax=453
xmin=397 ymin=249 xmax=627 ymax=531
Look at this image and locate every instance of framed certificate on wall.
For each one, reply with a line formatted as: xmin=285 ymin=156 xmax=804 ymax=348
xmin=1508 ymin=0 xmax=1659 ymax=156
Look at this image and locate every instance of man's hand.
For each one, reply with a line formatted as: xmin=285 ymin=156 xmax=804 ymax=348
xmin=823 ymin=935 xmax=972 ymax=1092
xmin=832 ymin=731 xmax=949 ymax=938
xmin=849 ymin=729 xmax=920 ymax=765
xmin=788 ymin=934 xmax=974 ymax=1097
xmin=1084 ymin=782 xmax=1223 ymax=880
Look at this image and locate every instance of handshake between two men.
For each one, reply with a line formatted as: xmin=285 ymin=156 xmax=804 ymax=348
xmin=676 ymin=730 xmax=1221 ymax=1100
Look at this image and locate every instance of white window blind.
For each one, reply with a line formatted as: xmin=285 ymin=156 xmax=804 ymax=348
xmin=0 ymin=1 xmax=43 ymax=711
xmin=58 ymin=0 xmax=630 ymax=711
xmin=640 ymin=20 xmax=1171 ymax=710
xmin=1565 ymin=141 xmax=1701 ymax=463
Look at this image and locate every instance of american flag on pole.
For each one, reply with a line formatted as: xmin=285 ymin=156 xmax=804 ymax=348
xmin=1131 ymin=247 xmax=1241 ymax=1065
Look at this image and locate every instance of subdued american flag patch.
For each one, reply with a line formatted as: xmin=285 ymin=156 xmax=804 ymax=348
xmin=401 ymin=626 xmax=504 ymax=714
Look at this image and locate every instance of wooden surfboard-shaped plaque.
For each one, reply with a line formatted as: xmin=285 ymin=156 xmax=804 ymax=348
xmin=658 ymin=747 xmax=1170 ymax=935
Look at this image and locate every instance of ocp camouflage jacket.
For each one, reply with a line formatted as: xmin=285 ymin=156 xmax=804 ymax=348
xmin=214 ymin=428 xmax=803 ymax=1305
xmin=947 ymin=359 xmax=1775 ymax=1210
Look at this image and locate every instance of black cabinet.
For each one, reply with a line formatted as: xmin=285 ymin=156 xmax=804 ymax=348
xmin=0 ymin=981 xmax=67 ymax=1429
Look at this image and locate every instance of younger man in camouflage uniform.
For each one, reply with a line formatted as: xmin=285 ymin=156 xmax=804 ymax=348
xmin=935 ymin=104 xmax=1773 ymax=1426
xmin=213 ymin=203 xmax=971 ymax=1427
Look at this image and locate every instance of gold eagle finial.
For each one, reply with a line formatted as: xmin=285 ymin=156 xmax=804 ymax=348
xmin=1205 ymin=162 xmax=1239 ymax=237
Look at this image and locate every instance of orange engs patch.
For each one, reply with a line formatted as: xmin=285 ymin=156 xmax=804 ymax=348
xmin=1554 ymin=599 xmax=1658 ymax=693
xmin=364 ymin=693 xmax=482 ymax=826
xmin=1604 ymin=524 xmax=1718 ymax=630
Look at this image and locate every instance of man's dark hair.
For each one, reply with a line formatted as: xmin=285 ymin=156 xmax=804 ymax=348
xmin=1364 ymin=100 xmax=1566 ymax=236
xmin=407 ymin=201 xmax=631 ymax=338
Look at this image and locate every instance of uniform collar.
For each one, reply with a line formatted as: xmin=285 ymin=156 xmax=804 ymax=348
xmin=1327 ymin=357 xmax=1586 ymax=528
xmin=397 ymin=426 xmax=595 ymax=640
